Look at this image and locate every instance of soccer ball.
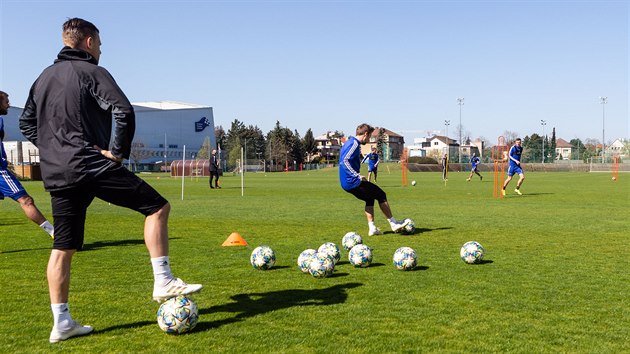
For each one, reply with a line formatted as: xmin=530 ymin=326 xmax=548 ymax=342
xmin=460 ymin=241 xmax=485 ymax=264
xmin=612 ymin=176 xmax=617 ymax=181
xmin=297 ymin=249 xmax=317 ymax=273
xmin=318 ymin=242 xmax=341 ymax=264
xmin=393 ymin=247 xmax=417 ymax=271
xmin=411 ymin=180 xmax=417 ymax=186
xmin=400 ymin=218 xmax=416 ymax=235
xmin=157 ymin=295 xmax=199 ymax=334
xmin=250 ymin=246 xmax=276 ymax=270
xmin=308 ymin=252 xmax=335 ymax=278
xmin=342 ymin=232 xmax=363 ymax=251
xmin=348 ymin=244 xmax=373 ymax=268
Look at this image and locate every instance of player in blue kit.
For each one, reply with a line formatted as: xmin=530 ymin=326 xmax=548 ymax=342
xmin=466 ymin=153 xmax=483 ymax=182
xmin=0 ymin=90 xmax=54 ymax=238
xmin=502 ymin=138 xmax=525 ymax=196
xmin=361 ymin=146 xmax=380 ymax=183
xmin=340 ymin=123 xmax=409 ymax=236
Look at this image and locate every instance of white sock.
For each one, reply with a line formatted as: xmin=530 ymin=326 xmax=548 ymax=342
xmin=51 ymin=303 xmax=72 ymax=328
xmin=368 ymin=221 xmax=377 ymax=230
xmin=151 ymin=256 xmax=174 ymax=286
xmin=388 ymin=217 xmax=397 ymax=225
xmin=40 ymin=220 xmax=54 ymax=236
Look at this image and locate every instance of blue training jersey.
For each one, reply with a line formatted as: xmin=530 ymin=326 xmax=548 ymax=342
xmin=0 ymin=117 xmax=7 ymax=169
xmin=508 ymin=145 xmax=522 ymax=167
xmin=361 ymin=152 xmax=379 ymax=168
xmin=471 ymin=156 xmax=480 ymax=168
xmin=339 ymin=136 xmax=363 ymax=191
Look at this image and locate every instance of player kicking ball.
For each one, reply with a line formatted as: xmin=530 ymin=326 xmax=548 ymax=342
xmin=339 ymin=123 xmax=409 ymax=236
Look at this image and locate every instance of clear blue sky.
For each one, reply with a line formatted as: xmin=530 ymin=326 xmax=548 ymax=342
xmin=1 ymin=0 xmax=627 ymax=146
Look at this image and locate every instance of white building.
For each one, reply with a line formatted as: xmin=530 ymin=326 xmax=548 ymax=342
xmin=2 ymin=101 xmax=215 ymax=169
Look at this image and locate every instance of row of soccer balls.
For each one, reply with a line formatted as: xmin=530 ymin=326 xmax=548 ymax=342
xmin=250 ymin=232 xmax=486 ymax=277
xmin=156 ymin=236 xmax=486 ymax=334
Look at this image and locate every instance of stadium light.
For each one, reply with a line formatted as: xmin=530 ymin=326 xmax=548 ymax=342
xmin=599 ymin=96 xmax=607 ymax=163
xmin=457 ymin=97 xmax=464 ymax=164
xmin=540 ymin=120 xmax=547 ymax=163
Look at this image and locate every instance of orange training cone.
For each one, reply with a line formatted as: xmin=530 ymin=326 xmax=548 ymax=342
xmin=222 ymin=232 xmax=248 ymax=246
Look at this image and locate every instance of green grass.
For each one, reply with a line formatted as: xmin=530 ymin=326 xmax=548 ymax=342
xmin=1 ymin=166 xmax=628 ymax=353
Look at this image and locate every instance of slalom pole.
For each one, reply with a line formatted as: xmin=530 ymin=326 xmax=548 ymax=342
xmin=181 ymin=145 xmax=186 ymax=200
xmin=241 ymin=147 xmax=244 ymax=196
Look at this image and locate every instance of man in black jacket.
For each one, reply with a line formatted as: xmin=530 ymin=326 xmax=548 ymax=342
xmin=20 ymin=18 xmax=202 ymax=343
xmin=208 ymin=149 xmax=220 ymax=188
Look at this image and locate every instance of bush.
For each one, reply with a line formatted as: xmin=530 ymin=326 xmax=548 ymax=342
xmin=408 ymin=156 xmax=438 ymax=164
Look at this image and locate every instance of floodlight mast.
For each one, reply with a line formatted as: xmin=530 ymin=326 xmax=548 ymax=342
xmin=541 ymin=120 xmax=547 ymax=163
xmin=599 ymin=96 xmax=607 ymax=163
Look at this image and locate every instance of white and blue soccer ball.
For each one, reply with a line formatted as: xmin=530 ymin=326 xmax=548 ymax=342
xmin=250 ymin=246 xmax=276 ymax=270
xmin=393 ymin=247 xmax=417 ymax=271
xmin=342 ymin=232 xmax=363 ymax=251
xmin=318 ymin=242 xmax=341 ymax=264
xmin=308 ymin=252 xmax=335 ymax=278
xmin=460 ymin=241 xmax=485 ymax=264
xmin=297 ymin=249 xmax=317 ymax=273
xmin=348 ymin=244 xmax=373 ymax=268
xmin=400 ymin=218 xmax=416 ymax=235
xmin=157 ymin=295 xmax=199 ymax=334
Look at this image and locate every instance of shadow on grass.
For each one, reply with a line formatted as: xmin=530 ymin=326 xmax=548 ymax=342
xmin=82 ymin=237 xmax=181 ymax=251
xmin=384 ymin=226 xmax=453 ymax=236
xmin=471 ymin=259 xmax=494 ymax=265
xmin=263 ymin=265 xmax=291 ymax=271
xmin=195 ymin=282 xmax=363 ymax=331
xmin=0 ymin=247 xmax=51 ymax=254
xmin=0 ymin=218 xmax=27 ymax=226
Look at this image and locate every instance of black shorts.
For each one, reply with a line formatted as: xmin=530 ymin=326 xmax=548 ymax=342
xmin=346 ymin=180 xmax=387 ymax=207
xmin=50 ymin=166 xmax=168 ymax=250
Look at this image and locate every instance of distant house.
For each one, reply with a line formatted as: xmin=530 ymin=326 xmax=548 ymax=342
xmin=555 ymin=138 xmax=573 ymax=160
xmin=606 ymin=138 xmax=627 ymax=157
xmin=361 ymin=128 xmax=405 ymax=162
xmin=314 ymin=131 xmax=343 ymax=162
xmin=409 ymin=135 xmax=457 ymax=160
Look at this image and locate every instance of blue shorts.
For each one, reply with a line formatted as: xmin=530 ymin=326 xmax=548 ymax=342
xmin=508 ymin=165 xmax=523 ymax=177
xmin=368 ymin=166 xmax=378 ymax=173
xmin=0 ymin=168 xmax=28 ymax=201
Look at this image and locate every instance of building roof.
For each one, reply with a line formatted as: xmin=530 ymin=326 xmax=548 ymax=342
xmin=556 ymin=138 xmax=573 ymax=148
xmin=371 ymin=127 xmax=403 ymax=137
xmin=430 ymin=135 xmax=457 ymax=145
xmin=132 ymin=101 xmax=210 ymax=111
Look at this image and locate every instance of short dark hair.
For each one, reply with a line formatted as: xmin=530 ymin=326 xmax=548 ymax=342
xmin=356 ymin=123 xmax=375 ymax=137
xmin=62 ymin=18 xmax=99 ymax=48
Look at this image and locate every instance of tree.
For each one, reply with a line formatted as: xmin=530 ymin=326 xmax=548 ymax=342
xmin=502 ymin=131 xmax=519 ymax=145
xmin=549 ymin=127 xmax=557 ymax=162
xmin=376 ymin=128 xmax=386 ymax=160
xmin=228 ymin=139 xmax=242 ymax=170
xmin=522 ymin=134 xmax=542 ymax=163
xmin=196 ymin=136 xmax=212 ymax=160
xmin=129 ymin=141 xmax=152 ymax=172
xmin=569 ymin=138 xmax=586 ymax=161
xmin=266 ymin=121 xmax=294 ymax=171
xmin=302 ymin=128 xmax=317 ymax=162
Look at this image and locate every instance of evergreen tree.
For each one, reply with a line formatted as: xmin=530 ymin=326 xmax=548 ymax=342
xmin=376 ymin=128 xmax=386 ymax=160
xmin=302 ymin=128 xmax=317 ymax=162
xmin=549 ymin=127 xmax=557 ymax=162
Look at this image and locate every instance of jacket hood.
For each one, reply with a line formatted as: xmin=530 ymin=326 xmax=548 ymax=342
xmin=54 ymin=46 xmax=98 ymax=65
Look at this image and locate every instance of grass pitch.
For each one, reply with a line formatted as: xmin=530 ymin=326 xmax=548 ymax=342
xmin=1 ymin=166 xmax=628 ymax=353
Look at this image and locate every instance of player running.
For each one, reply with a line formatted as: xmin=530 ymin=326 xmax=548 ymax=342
xmin=339 ymin=123 xmax=409 ymax=236
xmin=466 ymin=153 xmax=483 ymax=181
xmin=502 ymin=138 xmax=525 ymax=195
xmin=361 ymin=146 xmax=380 ymax=183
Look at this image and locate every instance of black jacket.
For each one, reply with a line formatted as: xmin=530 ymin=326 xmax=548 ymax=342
xmin=209 ymin=154 xmax=219 ymax=172
xmin=20 ymin=47 xmax=135 ymax=190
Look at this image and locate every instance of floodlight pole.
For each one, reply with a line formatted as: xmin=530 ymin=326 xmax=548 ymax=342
xmin=540 ymin=120 xmax=547 ymax=163
xmin=599 ymin=96 xmax=607 ymax=163
xmin=444 ymin=120 xmax=450 ymax=157
xmin=457 ymin=97 xmax=464 ymax=164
